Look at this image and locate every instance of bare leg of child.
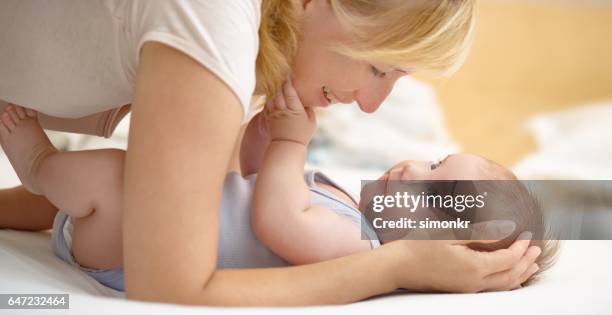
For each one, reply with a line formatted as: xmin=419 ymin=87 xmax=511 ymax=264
xmin=0 ymin=104 xmax=124 ymax=270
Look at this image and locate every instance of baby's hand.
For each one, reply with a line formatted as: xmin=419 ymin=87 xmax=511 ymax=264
xmin=264 ymin=79 xmax=317 ymax=146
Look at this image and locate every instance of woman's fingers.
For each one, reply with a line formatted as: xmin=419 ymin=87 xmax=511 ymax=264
xmin=483 ymin=245 xmax=541 ymax=291
xmin=473 ymin=232 xmax=533 ymax=274
xmin=519 ymin=262 xmax=540 ymax=285
xmin=391 ymin=239 xmax=536 ymax=293
xmin=507 ymin=262 xmax=539 ymax=291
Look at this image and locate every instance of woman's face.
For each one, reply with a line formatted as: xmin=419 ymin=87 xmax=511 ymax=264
xmin=291 ymin=0 xmax=410 ymax=113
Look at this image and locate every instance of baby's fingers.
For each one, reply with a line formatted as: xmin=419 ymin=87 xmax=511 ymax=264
xmin=283 ymin=78 xmax=304 ymax=111
xmin=305 ymin=106 xmax=317 ymax=124
xmin=264 ymin=103 xmax=275 ymax=122
xmin=14 ymin=106 xmax=27 ymax=120
xmin=5 ymin=105 xmax=20 ymax=124
xmin=273 ymin=89 xmax=287 ymax=110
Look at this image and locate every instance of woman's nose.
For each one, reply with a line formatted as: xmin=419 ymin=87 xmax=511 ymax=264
xmin=354 ymin=80 xmax=396 ymax=113
xmin=356 ymin=98 xmax=384 ymax=113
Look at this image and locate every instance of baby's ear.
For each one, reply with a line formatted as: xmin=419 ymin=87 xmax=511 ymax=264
xmin=461 ymin=220 xmax=518 ymax=251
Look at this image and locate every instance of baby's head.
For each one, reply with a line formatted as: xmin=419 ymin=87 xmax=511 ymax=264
xmin=361 ymin=153 xmax=560 ymax=284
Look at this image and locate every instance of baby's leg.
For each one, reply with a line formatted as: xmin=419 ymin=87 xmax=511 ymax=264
xmin=39 ymin=149 xmax=125 ymax=270
xmin=0 ymin=105 xmax=124 ymax=269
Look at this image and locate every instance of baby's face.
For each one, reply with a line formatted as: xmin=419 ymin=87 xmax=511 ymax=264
xmin=361 ymin=154 xmax=512 ymax=243
xmin=379 ymin=153 xmax=498 ymax=181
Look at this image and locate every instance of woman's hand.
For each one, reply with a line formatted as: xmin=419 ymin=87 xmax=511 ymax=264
xmin=264 ymin=79 xmax=317 ymax=146
xmin=386 ymin=232 xmax=541 ymax=293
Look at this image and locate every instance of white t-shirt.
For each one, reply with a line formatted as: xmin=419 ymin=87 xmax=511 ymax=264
xmin=0 ymin=0 xmax=261 ymax=125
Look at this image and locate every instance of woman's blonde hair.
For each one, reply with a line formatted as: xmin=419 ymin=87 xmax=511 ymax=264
xmin=255 ymin=0 xmax=477 ymax=103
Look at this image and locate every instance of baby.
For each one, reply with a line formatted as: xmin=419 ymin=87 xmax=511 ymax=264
xmin=0 ymin=100 xmax=558 ymax=292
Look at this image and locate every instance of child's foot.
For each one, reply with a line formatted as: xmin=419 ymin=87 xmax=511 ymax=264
xmin=0 ymin=104 xmax=57 ymax=195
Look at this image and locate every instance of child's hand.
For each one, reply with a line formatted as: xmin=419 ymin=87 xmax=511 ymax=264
xmin=264 ymin=78 xmax=317 ymax=146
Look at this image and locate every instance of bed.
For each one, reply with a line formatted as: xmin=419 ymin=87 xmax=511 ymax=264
xmin=2 ymin=82 xmax=611 ymax=313
xmin=1 ymin=228 xmax=611 ymax=314
xmin=2 ymin=157 xmax=611 ymax=314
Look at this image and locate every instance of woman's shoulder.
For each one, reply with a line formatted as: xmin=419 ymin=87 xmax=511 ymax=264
xmin=123 ymin=0 xmax=263 ymax=123
xmin=125 ymin=0 xmax=262 ymax=45
xmin=127 ymin=0 xmax=262 ymax=31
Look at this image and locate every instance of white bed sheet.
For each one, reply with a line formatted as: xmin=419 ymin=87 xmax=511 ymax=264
xmin=2 ymin=125 xmax=612 ymax=314
xmin=1 ymin=229 xmax=611 ymax=314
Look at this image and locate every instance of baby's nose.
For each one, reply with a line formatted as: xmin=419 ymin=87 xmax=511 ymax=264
xmin=405 ymin=161 xmax=434 ymax=177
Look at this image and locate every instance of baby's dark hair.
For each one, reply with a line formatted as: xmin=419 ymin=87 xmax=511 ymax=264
xmin=466 ymin=159 xmax=561 ymax=284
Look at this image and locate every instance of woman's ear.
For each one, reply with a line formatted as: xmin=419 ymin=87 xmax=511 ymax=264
xmin=302 ymin=0 xmax=328 ymax=12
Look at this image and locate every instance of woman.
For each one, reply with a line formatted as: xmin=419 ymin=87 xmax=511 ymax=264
xmin=0 ymin=0 xmax=541 ymax=305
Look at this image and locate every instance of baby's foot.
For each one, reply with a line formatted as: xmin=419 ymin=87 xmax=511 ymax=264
xmin=0 ymin=104 xmax=57 ymax=195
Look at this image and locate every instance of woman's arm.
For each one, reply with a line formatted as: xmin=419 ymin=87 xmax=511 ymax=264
xmin=123 ymin=41 xmax=240 ymax=301
xmin=123 ymin=42 xmax=396 ymax=305
xmin=123 ymin=42 xmax=541 ymax=306
xmin=0 ymin=185 xmax=58 ymax=231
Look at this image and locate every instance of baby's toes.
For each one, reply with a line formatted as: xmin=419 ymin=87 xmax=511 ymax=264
xmin=25 ymin=108 xmax=37 ymax=119
xmin=0 ymin=115 xmax=9 ymax=137
xmin=14 ymin=105 xmax=27 ymax=120
xmin=1 ymin=112 xmax=16 ymax=133
xmin=5 ymin=105 xmax=21 ymax=125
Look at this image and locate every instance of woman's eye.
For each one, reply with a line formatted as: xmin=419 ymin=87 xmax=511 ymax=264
xmin=370 ymin=65 xmax=386 ymax=78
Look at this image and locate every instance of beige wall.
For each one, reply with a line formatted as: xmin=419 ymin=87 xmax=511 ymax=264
xmin=420 ymin=1 xmax=612 ymax=166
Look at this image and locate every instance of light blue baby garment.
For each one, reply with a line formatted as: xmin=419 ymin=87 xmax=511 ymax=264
xmin=51 ymin=170 xmax=381 ymax=292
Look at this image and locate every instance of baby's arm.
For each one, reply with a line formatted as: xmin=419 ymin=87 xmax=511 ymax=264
xmin=251 ymin=81 xmax=371 ymax=265
xmin=239 ymin=111 xmax=270 ymax=176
